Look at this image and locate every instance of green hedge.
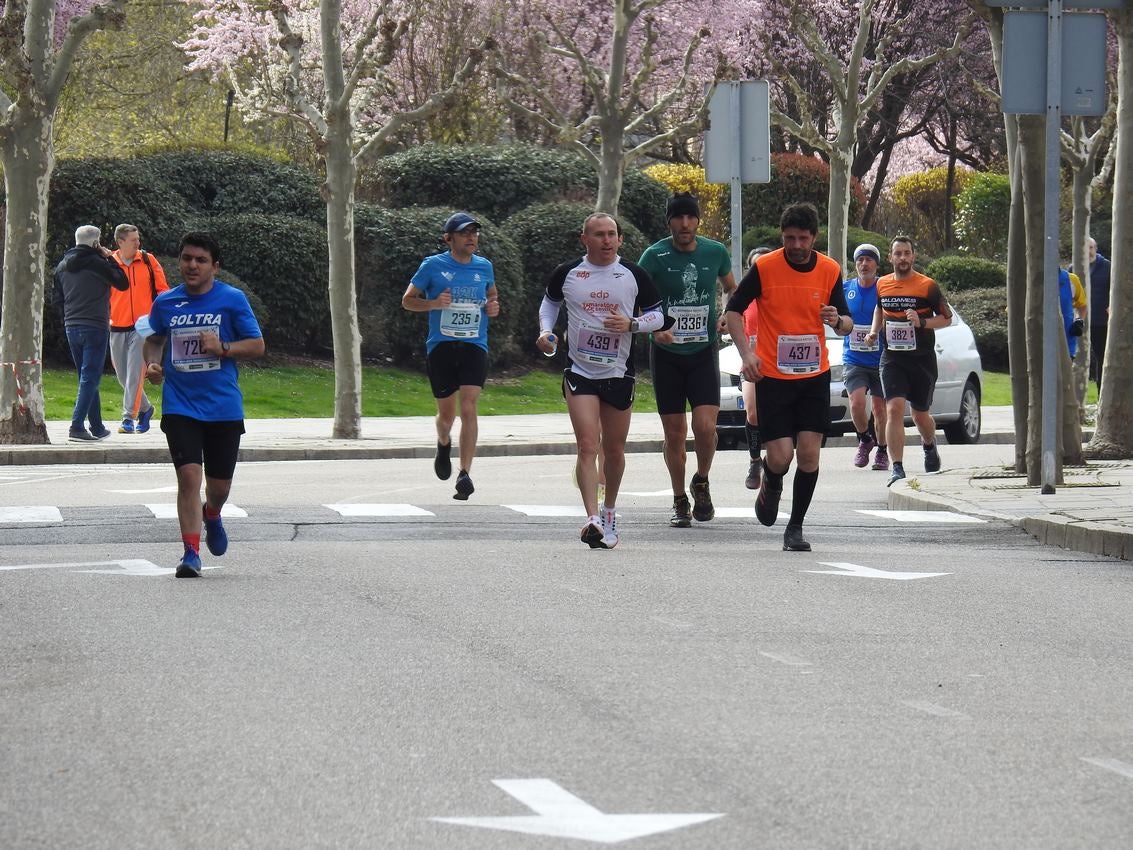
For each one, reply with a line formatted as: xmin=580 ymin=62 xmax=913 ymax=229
xmin=925 ymin=255 xmax=1006 ymax=292
xmin=353 ymin=205 xmax=526 ymax=367
xmin=948 ymin=286 xmax=1008 ymax=372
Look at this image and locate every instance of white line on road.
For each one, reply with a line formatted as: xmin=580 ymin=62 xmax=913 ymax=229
xmin=504 ymin=505 xmax=588 ymax=517
xmin=857 ymin=510 xmax=987 ymax=523
xmin=901 ymin=700 xmax=970 ymax=719
xmin=0 ymin=506 xmax=63 ymax=523
xmin=651 ymin=616 xmax=692 ymax=629
xmin=107 ymin=486 xmax=178 ymax=494
xmin=808 ymin=562 xmax=952 ymax=580
xmin=1081 ymin=757 xmax=1133 ymax=780
xmin=324 ymin=503 xmax=434 ymax=517
xmin=758 ymin=651 xmax=811 ymax=667
xmin=146 ymin=503 xmax=248 ymax=519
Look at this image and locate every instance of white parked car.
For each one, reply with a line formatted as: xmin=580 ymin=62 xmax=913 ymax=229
xmin=717 ymin=309 xmax=984 ymax=444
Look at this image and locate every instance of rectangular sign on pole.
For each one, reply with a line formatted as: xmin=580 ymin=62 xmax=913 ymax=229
xmin=1002 ymin=11 xmax=1108 ymax=115
xmin=703 ymin=80 xmax=770 ymax=184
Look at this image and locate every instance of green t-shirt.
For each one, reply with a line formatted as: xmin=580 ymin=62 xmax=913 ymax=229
xmin=638 ymin=236 xmax=732 ymax=355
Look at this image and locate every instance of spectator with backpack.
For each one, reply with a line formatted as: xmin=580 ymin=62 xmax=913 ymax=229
xmin=111 ymin=224 xmax=169 ymax=433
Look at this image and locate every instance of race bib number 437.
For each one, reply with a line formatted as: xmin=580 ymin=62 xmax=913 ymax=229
xmin=776 ymin=334 xmax=821 ymax=374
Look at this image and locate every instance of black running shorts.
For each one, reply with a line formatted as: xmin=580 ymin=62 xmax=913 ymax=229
xmin=562 ymin=370 xmax=636 ymax=411
xmin=755 ymin=371 xmax=831 ymax=442
xmin=649 ymin=344 xmax=721 ymax=415
xmin=426 ymin=341 xmax=488 ymax=399
xmin=880 ymin=352 xmax=937 ymax=412
xmin=160 ymin=413 xmax=245 ymax=479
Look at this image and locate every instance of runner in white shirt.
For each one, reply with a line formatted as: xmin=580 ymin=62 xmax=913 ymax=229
xmin=536 ymin=213 xmax=670 ymax=549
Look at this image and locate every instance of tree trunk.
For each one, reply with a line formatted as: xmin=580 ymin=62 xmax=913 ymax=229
xmin=596 ymin=129 xmax=626 ymax=216
xmin=324 ymin=137 xmax=363 ymax=439
xmin=861 ymin=144 xmax=892 ymax=230
xmin=1088 ymin=6 xmax=1133 ymax=458
xmin=0 ymin=113 xmax=53 ymax=445
xmin=827 ymin=147 xmax=853 ymax=272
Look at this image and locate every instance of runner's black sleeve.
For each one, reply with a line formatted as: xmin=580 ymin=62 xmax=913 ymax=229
xmin=725 ymin=264 xmax=763 ymax=314
xmin=826 ymin=275 xmax=849 ymax=314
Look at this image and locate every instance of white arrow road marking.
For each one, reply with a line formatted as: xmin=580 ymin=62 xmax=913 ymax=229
xmin=901 ymin=700 xmax=970 ymax=719
xmin=1081 ymin=757 xmax=1133 ymax=780
xmin=857 ymin=509 xmax=987 ymax=523
xmin=759 ymin=650 xmax=811 ymax=667
xmin=432 ymin=779 xmax=723 ymax=844
xmin=146 ymin=503 xmax=248 ymax=519
xmin=325 ymin=503 xmax=434 ymax=517
xmin=0 ymin=506 xmax=63 ymax=523
xmin=107 ymin=486 xmax=178 ymax=494
xmin=806 ymin=562 xmax=952 ymax=580
xmin=504 ymin=505 xmax=588 ymax=517
xmin=0 ymin=559 xmax=179 ymax=576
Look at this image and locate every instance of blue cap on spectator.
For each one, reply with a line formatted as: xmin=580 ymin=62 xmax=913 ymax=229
xmin=853 ymin=243 xmax=881 ymax=263
xmin=444 ymin=212 xmax=480 ymax=233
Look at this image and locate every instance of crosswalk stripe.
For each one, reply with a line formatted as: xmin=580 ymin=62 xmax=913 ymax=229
xmin=145 ymin=503 xmax=249 ymax=519
xmin=857 ymin=509 xmax=986 ymax=523
xmin=0 ymin=506 xmax=63 ymax=523
xmin=503 ymin=505 xmax=587 ymax=517
xmin=325 ymin=503 xmax=435 ymax=517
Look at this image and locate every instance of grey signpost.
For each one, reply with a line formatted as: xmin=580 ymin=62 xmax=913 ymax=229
xmin=996 ymin=0 xmax=1113 ymax=492
xmin=704 ymin=80 xmax=771 ymax=284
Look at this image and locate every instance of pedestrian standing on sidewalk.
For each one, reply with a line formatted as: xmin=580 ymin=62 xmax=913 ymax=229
xmin=110 ymin=224 xmax=169 ymax=434
xmin=637 ymin=193 xmax=736 ymax=529
xmin=51 ymin=225 xmax=129 ymax=442
xmin=724 ymin=203 xmax=851 ymax=552
xmin=864 ymin=235 xmax=952 ymax=487
xmin=536 ymin=212 xmax=670 ymax=549
xmin=402 ymin=211 xmax=500 ymax=501
xmin=842 ymin=244 xmax=889 ymax=472
xmin=143 ymin=232 xmax=265 ymax=577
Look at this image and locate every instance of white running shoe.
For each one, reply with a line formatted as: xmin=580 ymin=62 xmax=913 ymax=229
xmin=581 ymin=515 xmax=605 ymax=549
xmin=600 ymin=505 xmax=618 ymax=549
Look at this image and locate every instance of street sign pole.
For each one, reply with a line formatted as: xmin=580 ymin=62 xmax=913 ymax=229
xmin=1041 ymin=0 xmax=1063 ymax=494
xmin=730 ymin=83 xmax=744 ymax=284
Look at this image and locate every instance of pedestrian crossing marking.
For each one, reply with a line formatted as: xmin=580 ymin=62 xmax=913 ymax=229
xmin=857 ymin=509 xmax=986 ymax=523
xmin=504 ymin=505 xmax=587 ymax=517
xmin=325 ymin=503 xmax=435 ymax=517
xmin=0 ymin=506 xmax=62 ymax=523
xmin=145 ymin=503 xmax=249 ymax=519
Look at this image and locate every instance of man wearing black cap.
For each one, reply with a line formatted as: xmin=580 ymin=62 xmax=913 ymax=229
xmin=402 ymin=211 xmax=500 ymax=500
xmin=638 ymin=193 xmax=735 ymax=528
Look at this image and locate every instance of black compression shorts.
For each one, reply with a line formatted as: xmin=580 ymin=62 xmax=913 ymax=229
xmin=426 ymin=341 xmax=488 ymax=399
xmin=755 ymin=372 xmax=831 ymax=442
xmin=880 ymin=353 xmax=937 ymax=412
xmin=649 ymin=344 xmax=721 ymax=415
xmin=160 ymin=413 xmax=245 ymax=479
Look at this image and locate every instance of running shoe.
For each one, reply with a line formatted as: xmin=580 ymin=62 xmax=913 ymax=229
xmin=887 ymin=462 xmax=906 ymax=488
xmin=90 ymin=427 xmax=112 ymax=440
xmin=744 ymin=458 xmax=762 ymax=490
xmin=783 ymin=524 xmax=811 ymax=552
xmin=581 ymin=516 xmax=605 ymax=549
xmin=853 ymin=435 xmax=876 ymax=468
xmin=871 ymin=446 xmax=890 ymax=471
xmin=755 ymin=478 xmax=782 ymax=527
xmin=670 ymin=495 xmax=692 ymax=528
xmin=453 ymin=470 xmax=474 ymax=500
xmin=203 ymin=506 xmax=228 ymax=556
xmin=600 ymin=506 xmax=618 ymax=549
xmin=68 ymin=429 xmax=96 ymax=442
xmin=136 ymin=406 xmax=154 ymax=433
xmin=923 ymin=442 xmax=941 ymax=473
xmin=175 ymin=549 xmax=202 ymax=578
xmin=118 ymin=418 xmax=135 ymax=434
xmin=690 ymin=474 xmax=714 ymax=522
xmin=434 ymin=440 xmax=452 ymax=480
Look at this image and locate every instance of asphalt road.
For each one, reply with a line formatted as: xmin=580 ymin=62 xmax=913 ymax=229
xmin=2 ymin=445 xmax=1131 ymax=849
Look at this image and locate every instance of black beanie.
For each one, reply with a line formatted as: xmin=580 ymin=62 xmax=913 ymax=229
xmin=666 ymin=193 xmax=700 ymax=221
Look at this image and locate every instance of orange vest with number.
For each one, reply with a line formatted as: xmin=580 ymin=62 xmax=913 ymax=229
xmin=754 ymin=249 xmax=840 ymax=380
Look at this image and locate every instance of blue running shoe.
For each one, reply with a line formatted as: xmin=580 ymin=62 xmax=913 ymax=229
xmin=203 ymin=506 xmax=228 ymax=556
xmin=176 ymin=549 xmax=202 ymax=578
xmin=136 ymin=406 xmax=154 ymax=433
xmin=118 ymin=418 xmax=135 ymax=434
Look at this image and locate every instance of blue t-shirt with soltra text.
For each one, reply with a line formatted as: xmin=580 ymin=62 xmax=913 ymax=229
xmin=148 ymin=281 xmax=262 ymax=421
xmin=410 ymin=252 xmax=495 ymax=355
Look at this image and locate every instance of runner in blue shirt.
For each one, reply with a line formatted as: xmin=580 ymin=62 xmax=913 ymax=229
xmin=143 ymin=232 xmax=265 ymax=577
xmin=402 ymin=212 xmax=500 ymax=501
xmin=842 ymin=244 xmax=889 ymax=471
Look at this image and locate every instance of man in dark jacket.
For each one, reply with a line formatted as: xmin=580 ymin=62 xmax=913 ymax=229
xmin=52 ymin=225 xmax=129 ymax=441
xmin=1088 ymin=237 xmax=1111 ymax=390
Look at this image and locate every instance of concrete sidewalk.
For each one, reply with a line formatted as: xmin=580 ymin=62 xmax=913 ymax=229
xmin=2 ymin=407 xmax=1128 ymax=560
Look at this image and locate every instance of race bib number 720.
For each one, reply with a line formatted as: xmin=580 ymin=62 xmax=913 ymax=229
xmin=170 ymin=326 xmax=221 ymax=372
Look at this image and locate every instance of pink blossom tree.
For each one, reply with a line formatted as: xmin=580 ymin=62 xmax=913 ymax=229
xmin=0 ymin=0 xmax=128 ymax=444
xmin=182 ymin=0 xmax=490 ymax=438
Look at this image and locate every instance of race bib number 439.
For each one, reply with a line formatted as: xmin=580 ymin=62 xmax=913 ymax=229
xmin=576 ymin=323 xmax=620 ymax=365
xmin=170 ymin=326 xmax=220 ymax=372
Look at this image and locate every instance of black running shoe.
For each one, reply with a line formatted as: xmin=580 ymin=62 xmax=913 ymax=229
xmin=434 ymin=441 xmax=452 ymax=480
xmin=923 ymin=442 xmax=941 ymax=473
xmin=745 ymin=459 xmax=761 ymax=490
xmin=783 ymin=524 xmax=811 ymax=552
xmin=887 ymin=462 xmax=906 ymax=488
xmin=670 ymin=495 xmax=692 ymax=528
xmin=755 ymin=479 xmax=782 ymax=527
xmin=453 ymin=470 xmax=474 ymax=500
xmin=690 ymin=475 xmax=714 ymax=522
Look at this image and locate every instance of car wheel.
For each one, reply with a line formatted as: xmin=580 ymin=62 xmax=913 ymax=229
xmin=943 ymin=378 xmax=981 ymax=444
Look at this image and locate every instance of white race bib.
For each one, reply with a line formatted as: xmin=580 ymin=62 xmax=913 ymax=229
xmin=667 ymin=304 xmax=710 ymax=344
xmin=170 ymin=326 xmax=220 ymax=372
xmin=884 ymin=320 xmax=917 ymax=351
xmin=576 ymin=322 xmax=620 ymax=366
xmin=440 ymin=302 xmax=482 ymax=338
xmin=849 ymin=323 xmax=880 ymax=352
xmin=776 ymin=334 xmax=821 ymax=374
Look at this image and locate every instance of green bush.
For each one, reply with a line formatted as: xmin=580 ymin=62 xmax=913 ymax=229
xmin=741 ymin=153 xmax=865 ymax=232
xmin=954 ymin=172 xmax=1010 ymax=260
xmin=141 ymin=149 xmax=324 ymax=222
xmin=888 ymin=165 xmax=971 ymax=256
xmin=205 ymin=213 xmax=329 ymax=352
xmin=948 ymin=286 xmax=1008 ymax=372
xmin=353 ymin=205 xmax=526 ymax=367
xmin=925 ymin=254 xmax=1006 ymax=292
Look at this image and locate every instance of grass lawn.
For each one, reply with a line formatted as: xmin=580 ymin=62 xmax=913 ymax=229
xmin=41 ymin=362 xmax=658 ymax=420
xmin=979 ymin=371 xmax=1097 ymax=408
